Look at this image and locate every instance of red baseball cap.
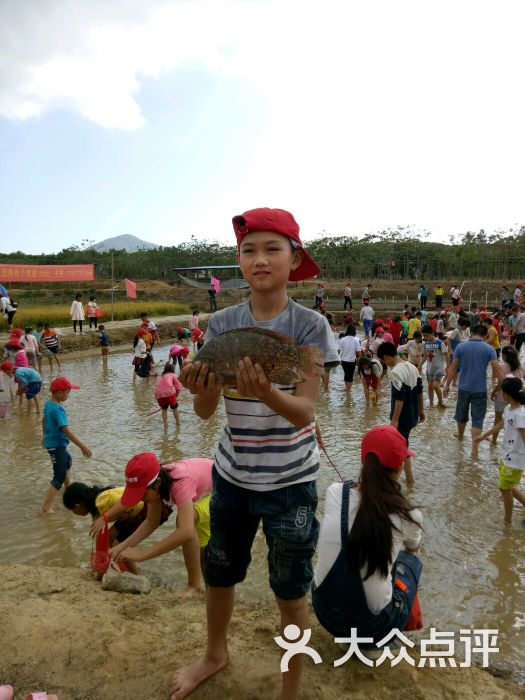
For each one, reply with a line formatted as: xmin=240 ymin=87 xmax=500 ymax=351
xmin=136 ymin=328 xmax=147 ymax=336
xmin=49 ymin=376 xmax=81 ymax=392
xmin=375 ymin=327 xmax=385 ymax=334
xmin=361 ymin=425 xmax=414 ymax=470
xmin=1 ymin=361 xmax=15 ymax=372
xmin=121 ymin=452 xmax=161 ymax=507
xmin=10 ymin=328 xmax=24 ymax=337
xmin=6 ymin=340 xmax=23 ymax=349
xmin=232 ymin=207 xmax=320 ymax=282
xmin=181 ymin=346 xmax=190 ymax=357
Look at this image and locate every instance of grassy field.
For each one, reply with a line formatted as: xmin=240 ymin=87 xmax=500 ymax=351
xmin=8 ymin=300 xmax=190 ymax=328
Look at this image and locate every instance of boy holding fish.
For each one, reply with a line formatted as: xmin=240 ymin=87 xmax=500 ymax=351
xmin=173 ymin=208 xmax=339 ymax=700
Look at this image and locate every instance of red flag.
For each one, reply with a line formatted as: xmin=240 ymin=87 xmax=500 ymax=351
xmin=125 ymin=278 xmax=137 ymax=299
xmin=211 ymin=277 xmax=221 ymax=294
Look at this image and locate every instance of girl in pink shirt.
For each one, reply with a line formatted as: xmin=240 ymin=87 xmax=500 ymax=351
xmin=107 ymin=453 xmax=213 ymax=595
xmin=14 ymin=347 xmax=29 ymax=368
xmin=154 ymin=363 xmax=182 ymax=428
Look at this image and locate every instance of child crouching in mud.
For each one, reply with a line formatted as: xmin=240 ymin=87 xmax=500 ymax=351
xmin=174 ymin=208 xmax=339 ymax=700
xmin=90 ymin=454 xmax=214 ymax=597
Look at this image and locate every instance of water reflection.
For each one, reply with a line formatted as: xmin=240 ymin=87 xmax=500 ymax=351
xmin=1 ymin=348 xmax=524 ymax=677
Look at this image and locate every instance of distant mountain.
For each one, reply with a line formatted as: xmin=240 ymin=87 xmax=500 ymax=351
xmin=89 ymin=235 xmax=160 ymax=252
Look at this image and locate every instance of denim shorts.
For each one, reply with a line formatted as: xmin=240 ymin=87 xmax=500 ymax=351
xmin=204 ymin=467 xmax=319 ymax=600
xmin=26 ymin=381 xmax=42 ymax=399
xmin=48 ymin=446 xmax=72 ymax=489
xmin=454 ymin=390 xmax=487 ymax=429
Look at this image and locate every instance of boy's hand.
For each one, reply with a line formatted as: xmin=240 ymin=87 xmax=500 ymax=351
xmin=111 ymin=546 xmax=143 ymax=563
xmin=237 ymin=357 xmax=274 ymax=401
xmin=81 ymin=445 xmax=92 ymax=458
xmin=90 ymin=517 xmax=106 ymax=537
xmin=179 ymin=361 xmax=222 ymax=397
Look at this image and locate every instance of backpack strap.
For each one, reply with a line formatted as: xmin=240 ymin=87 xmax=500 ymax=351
xmin=340 ymin=479 xmax=357 ymax=544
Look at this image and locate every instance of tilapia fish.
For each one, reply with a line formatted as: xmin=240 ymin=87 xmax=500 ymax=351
xmin=194 ymin=327 xmax=324 ymax=386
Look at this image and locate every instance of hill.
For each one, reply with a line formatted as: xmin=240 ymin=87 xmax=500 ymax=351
xmin=89 ymin=234 xmax=160 ymax=252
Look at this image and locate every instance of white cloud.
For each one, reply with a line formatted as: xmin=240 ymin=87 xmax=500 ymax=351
xmin=1 ymin=0 xmax=524 ymax=241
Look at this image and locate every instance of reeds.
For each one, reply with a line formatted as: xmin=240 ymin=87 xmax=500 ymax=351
xmin=8 ymin=301 xmax=190 ymax=328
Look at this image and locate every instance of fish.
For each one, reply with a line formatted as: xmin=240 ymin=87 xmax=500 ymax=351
xmin=193 ymin=327 xmax=324 ymax=387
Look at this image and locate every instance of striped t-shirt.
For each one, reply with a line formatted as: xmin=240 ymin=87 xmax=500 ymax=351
xmin=206 ymin=300 xmax=339 ymax=492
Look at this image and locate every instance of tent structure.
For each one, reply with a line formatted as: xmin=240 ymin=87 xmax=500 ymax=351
xmin=174 ymin=265 xmax=249 ymax=290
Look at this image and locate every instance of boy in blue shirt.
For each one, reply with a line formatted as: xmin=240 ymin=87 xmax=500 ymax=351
xmin=1 ymin=361 xmax=42 ymax=413
xmin=41 ymin=375 xmax=92 ymax=514
xmin=174 ymin=208 xmax=339 ymax=700
xmin=98 ymin=325 xmax=110 ymax=365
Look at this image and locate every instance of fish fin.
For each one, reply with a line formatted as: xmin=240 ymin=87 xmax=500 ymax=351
xmin=296 ymin=345 xmax=324 ymax=376
xmin=219 ymin=327 xmax=295 ymax=345
xmin=274 ymin=368 xmax=303 ymax=385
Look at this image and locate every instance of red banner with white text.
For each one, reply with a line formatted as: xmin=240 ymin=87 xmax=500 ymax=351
xmin=0 ymin=264 xmax=95 ymax=283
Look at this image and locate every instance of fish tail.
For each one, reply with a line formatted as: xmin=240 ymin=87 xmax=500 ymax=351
xmin=296 ymin=345 xmax=324 ymax=376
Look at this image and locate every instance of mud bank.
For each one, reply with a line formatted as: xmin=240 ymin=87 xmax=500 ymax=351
xmin=0 ymin=565 xmax=522 ymax=700
xmin=0 ymin=314 xmax=208 ymax=358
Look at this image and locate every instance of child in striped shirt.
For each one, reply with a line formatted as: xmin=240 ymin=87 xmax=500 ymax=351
xmin=175 ymin=208 xmax=339 ymax=700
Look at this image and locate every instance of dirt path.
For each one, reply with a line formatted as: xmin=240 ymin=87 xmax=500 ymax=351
xmin=0 ymin=314 xmax=210 ymax=358
xmin=0 ymin=565 xmax=521 ymax=700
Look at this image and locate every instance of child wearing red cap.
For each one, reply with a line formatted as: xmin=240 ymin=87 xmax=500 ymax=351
xmin=175 ymin=208 xmax=339 ymax=700
xmin=41 ymin=376 xmax=92 ymax=514
xmin=169 ymin=343 xmax=190 ymax=371
xmin=1 ymin=362 xmax=42 ymax=413
xmin=313 ymin=425 xmax=423 ymax=643
xmin=106 ymin=453 xmax=213 ymax=595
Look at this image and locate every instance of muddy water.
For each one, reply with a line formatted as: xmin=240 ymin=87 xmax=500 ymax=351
xmin=1 ymin=346 xmax=524 ymax=679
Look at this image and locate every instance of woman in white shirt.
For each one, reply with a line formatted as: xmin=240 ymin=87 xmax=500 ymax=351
xmin=339 ymin=324 xmax=362 ymax=391
xmin=313 ymin=425 xmax=423 ymax=641
xmin=70 ymin=293 xmax=85 ymax=334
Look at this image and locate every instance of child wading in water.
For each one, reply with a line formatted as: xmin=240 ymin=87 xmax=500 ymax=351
xmin=357 ymin=356 xmax=383 ymax=404
xmin=99 ymin=324 xmax=110 ymax=365
xmin=475 ymin=378 xmax=525 ymax=523
xmin=41 ymin=376 xmax=92 ymax=514
xmin=155 ymin=363 xmax=182 ymax=428
xmin=175 ymin=208 xmax=339 ymax=700
xmin=105 ymin=453 xmax=214 ymax=596
xmin=63 ymin=482 xmax=148 ymax=573
xmin=132 ymin=329 xmax=147 ymax=383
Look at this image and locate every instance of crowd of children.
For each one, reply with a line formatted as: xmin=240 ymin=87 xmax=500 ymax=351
xmin=2 ymin=211 xmax=525 ymax=700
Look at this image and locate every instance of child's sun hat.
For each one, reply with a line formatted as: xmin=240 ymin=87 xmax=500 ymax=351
xmin=232 ymin=207 xmax=320 ymax=282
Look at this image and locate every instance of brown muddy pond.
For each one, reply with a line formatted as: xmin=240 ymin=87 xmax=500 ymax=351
xmin=1 ymin=343 xmax=524 ymax=680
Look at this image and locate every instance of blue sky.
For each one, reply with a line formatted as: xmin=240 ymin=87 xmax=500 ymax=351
xmin=1 ymin=0 xmax=524 ymax=254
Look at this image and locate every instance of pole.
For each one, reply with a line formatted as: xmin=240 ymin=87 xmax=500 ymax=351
xmin=111 ymin=253 xmax=114 ymax=322
xmin=469 ymin=290 xmax=472 ymax=310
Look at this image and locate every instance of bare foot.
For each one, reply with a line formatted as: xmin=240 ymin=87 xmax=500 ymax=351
xmin=170 ymin=654 xmax=229 ymax=700
xmin=453 ymin=433 xmax=464 ymax=441
xmin=175 ymin=586 xmax=203 ymax=599
xmin=471 ymin=449 xmax=479 ymax=459
xmin=438 ymin=402 xmax=447 ymax=409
